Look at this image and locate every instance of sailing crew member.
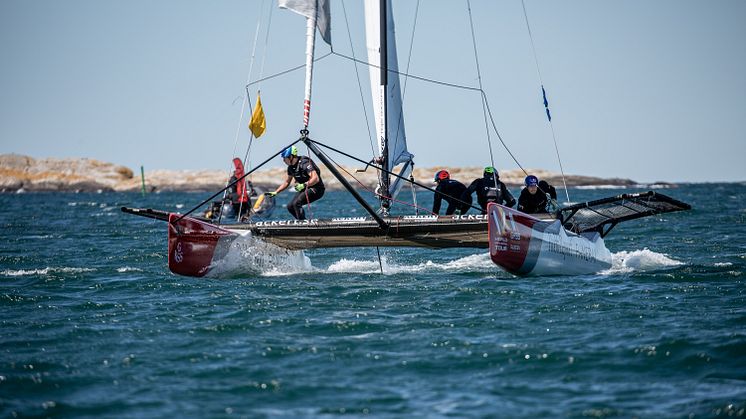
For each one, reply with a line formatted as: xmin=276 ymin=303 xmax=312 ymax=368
xmin=517 ymin=175 xmax=549 ymax=214
xmin=227 ymin=157 xmax=254 ymax=219
xmin=432 ymin=170 xmax=472 ymax=215
xmin=538 ymin=180 xmax=557 ymax=200
xmin=462 ymin=167 xmax=516 ymax=214
xmin=266 ymin=146 xmax=325 ymax=220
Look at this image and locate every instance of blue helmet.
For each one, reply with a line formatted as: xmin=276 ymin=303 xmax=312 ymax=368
xmin=280 ymin=146 xmax=298 ymax=159
xmin=525 ymin=175 xmax=538 ymax=186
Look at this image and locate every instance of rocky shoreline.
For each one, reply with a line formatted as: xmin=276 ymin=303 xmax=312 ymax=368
xmin=0 ymin=153 xmax=654 ymax=193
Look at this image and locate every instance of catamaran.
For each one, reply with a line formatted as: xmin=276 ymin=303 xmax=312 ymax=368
xmin=123 ymin=0 xmax=689 ymax=277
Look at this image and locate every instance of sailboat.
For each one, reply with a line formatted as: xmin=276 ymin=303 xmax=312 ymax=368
xmin=122 ymin=0 xmax=690 ymax=278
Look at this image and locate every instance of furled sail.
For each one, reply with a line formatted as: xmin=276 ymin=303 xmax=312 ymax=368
xmin=364 ymin=0 xmax=414 ymax=181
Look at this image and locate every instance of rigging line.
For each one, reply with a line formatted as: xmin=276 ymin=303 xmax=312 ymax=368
xmin=330 ymin=52 xmax=531 ymax=195
xmin=521 ymin=0 xmax=570 ymax=202
xmin=231 ymin=0 xmax=267 ymax=161
xmin=220 ymin=0 xmax=268 ymax=225
xmin=389 ymin=0 xmax=421 ymax=166
xmin=309 ymin=139 xmax=481 ymax=213
xmin=257 ymin=0 xmax=274 ymax=82
xmin=245 ymin=0 xmax=276 ymax=181
xmin=331 ymin=51 xmax=482 ymax=92
xmin=466 ymin=0 xmax=497 ymax=186
xmin=333 ymin=44 xmax=530 ymax=183
xmin=176 ymin=139 xmax=302 ymax=222
xmin=246 ymin=52 xmax=334 ymax=87
xmin=317 ymin=145 xmax=438 ymax=215
xmin=332 ymin=50 xmax=530 ymax=185
xmin=340 ymin=0 xmax=376 ymax=158
xmin=480 ymin=91 xmax=528 ymax=175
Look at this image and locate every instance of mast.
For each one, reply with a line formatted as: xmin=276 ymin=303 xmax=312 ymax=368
xmin=279 ymin=0 xmax=331 ymax=133
xmin=378 ymin=0 xmax=391 ymax=214
xmin=302 ymin=4 xmax=317 ymax=131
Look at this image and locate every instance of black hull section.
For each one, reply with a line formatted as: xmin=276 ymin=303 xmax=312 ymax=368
xmin=227 ymin=214 xmax=490 ymax=250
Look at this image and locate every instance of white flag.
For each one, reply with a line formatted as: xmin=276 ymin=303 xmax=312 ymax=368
xmin=278 ymin=0 xmax=331 ymax=45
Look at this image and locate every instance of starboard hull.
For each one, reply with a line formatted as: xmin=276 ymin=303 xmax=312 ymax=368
xmin=487 ymin=203 xmax=612 ymax=276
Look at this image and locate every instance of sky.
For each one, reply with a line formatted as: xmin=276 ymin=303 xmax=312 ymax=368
xmin=1 ymin=0 xmax=744 ymax=183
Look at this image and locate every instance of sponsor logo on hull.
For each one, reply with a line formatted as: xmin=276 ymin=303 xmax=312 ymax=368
xmin=167 ymin=214 xmax=236 ymax=277
xmin=487 ymin=203 xmax=611 ymax=276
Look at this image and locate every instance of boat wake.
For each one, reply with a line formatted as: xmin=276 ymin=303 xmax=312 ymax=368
xmin=205 ymin=232 xmax=312 ymax=278
xmin=204 ymin=236 xmax=684 ymax=278
xmin=325 ymin=252 xmax=494 ymax=275
xmin=603 ymin=248 xmax=684 ymax=274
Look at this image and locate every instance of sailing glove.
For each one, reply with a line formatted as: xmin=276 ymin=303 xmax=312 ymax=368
xmin=294 ymin=183 xmax=306 ymax=192
xmin=265 ymin=191 xmax=276 ymax=197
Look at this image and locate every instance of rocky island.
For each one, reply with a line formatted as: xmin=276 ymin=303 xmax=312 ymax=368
xmin=0 ymin=153 xmax=650 ymax=193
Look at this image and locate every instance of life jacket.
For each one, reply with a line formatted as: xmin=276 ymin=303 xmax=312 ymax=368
xmin=232 ymin=158 xmax=249 ymax=203
xmin=288 ymin=156 xmax=324 ymax=188
xmin=482 ymin=176 xmax=502 ymax=203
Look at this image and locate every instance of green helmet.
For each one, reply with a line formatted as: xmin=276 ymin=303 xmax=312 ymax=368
xmin=483 ymin=166 xmax=497 ymax=176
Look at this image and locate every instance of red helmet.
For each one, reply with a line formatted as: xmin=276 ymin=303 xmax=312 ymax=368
xmin=434 ymin=170 xmax=450 ymax=182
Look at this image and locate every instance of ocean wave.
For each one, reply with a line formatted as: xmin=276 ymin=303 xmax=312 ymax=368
xmin=1 ymin=267 xmax=96 ymax=277
xmin=602 ymin=248 xmax=684 ymax=274
xmin=116 ymin=267 xmax=143 ymax=273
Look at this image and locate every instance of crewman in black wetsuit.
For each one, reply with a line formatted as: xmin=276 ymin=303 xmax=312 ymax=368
xmin=538 ymin=180 xmax=557 ymax=200
xmin=462 ymin=166 xmax=516 ymax=214
xmin=432 ymin=170 xmax=472 ymax=215
xmin=266 ymin=146 xmax=325 ymax=220
xmin=517 ymin=175 xmax=549 ymax=214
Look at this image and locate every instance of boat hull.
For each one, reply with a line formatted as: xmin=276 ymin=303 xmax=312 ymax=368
xmin=167 ymin=213 xmax=238 ymax=277
xmin=487 ymin=203 xmax=612 ymax=276
xmin=229 ymin=214 xmax=489 ymax=250
xmin=165 ymin=212 xmax=490 ymax=277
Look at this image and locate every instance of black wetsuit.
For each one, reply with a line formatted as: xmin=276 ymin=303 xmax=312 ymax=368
xmin=433 ymin=179 xmax=472 ymax=215
xmin=463 ymin=175 xmax=516 ymax=213
xmin=287 ymin=156 xmax=325 ymax=220
xmin=538 ymin=180 xmax=557 ymax=200
xmin=517 ymin=188 xmax=549 ymax=214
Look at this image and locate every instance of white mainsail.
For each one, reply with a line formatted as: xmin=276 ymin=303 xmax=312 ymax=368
xmin=364 ymin=0 xmax=414 ymax=197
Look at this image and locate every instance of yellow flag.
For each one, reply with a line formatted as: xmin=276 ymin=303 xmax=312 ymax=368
xmin=248 ymin=93 xmax=266 ymax=138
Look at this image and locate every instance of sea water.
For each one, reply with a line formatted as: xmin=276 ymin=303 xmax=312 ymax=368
xmin=1 ymin=184 xmax=744 ymax=417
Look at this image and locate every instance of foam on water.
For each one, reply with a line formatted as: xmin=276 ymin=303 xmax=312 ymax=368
xmin=116 ymin=267 xmax=142 ymax=273
xmin=326 ymin=252 xmax=493 ymax=275
xmin=205 ymin=232 xmax=312 ymax=278
xmin=1 ymin=267 xmax=96 ymax=277
xmin=202 ymin=231 xmax=497 ymax=277
xmin=603 ymin=248 xmax=684 ymax=274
